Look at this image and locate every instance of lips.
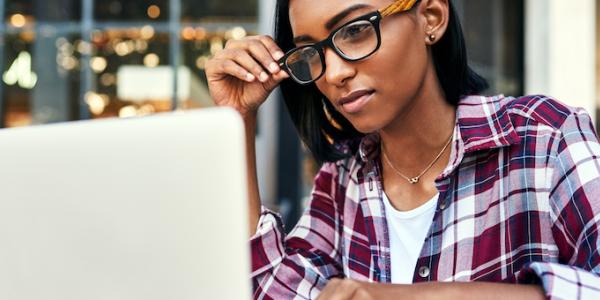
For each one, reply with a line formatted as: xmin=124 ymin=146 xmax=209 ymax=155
xmin=337 ymin=90 xmax=375 ymax=114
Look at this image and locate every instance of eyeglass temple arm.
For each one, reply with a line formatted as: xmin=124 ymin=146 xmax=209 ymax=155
xmin=379 ymin=0 xmax=419 ymax=17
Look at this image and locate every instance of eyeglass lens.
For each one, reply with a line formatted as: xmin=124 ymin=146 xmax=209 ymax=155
xmin=285 ymin=19 xmax=378 ymax=83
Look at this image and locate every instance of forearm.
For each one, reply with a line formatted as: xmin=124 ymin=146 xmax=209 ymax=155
xmin=367 ymin=281 xmax=545 ymax=300
xmin=243 ymin=113 xmax=262 ymax=237
xmin=421 ymin=282 xmax=543 ymax=300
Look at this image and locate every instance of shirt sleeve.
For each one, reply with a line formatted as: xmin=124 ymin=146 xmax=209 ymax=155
xmin=517 ymin=109 xmax=600 ymax=300
xmin=249 ymin=162 xmax=344 ymax=299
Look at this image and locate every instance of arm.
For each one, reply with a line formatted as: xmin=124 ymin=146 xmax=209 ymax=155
xmin=205 ymin=34 xmax=288 ymax=236
xmin=206 ymin=34 xmax=345 ymax=298
xmin=316 ymin=279 xmax=544 ymax=300
xmin=516 ymin=110 xmax=600 ymax=299
xmin=243 ymin=112 xmax=262 ymax=236
xmin=251 ymin=162 xmax=345 ymax=299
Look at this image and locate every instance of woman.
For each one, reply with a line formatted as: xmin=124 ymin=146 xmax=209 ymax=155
xmin=206 ymin=0 xmax=600 ymax=298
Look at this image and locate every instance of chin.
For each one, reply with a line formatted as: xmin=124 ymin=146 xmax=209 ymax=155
xmin=347 ymin=118 xmax=383 ymax=135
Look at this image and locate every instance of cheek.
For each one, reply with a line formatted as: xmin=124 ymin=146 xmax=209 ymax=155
xmin=376 ymin=49 xmax=427 ymax=104
xmin=314 ymin=81 xmax=329 ymax=100
xmin=373 ymin=24 xmax=428 ymax=92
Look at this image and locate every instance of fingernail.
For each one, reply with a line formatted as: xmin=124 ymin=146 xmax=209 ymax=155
xmin=246 ymin=73 xmax=255 ymax=82
xmin=259 ymin=72 xmax=269 ymax=82
xmin=268 ymin=62 xmax=279 ymax=73
xmin=274 ymin=51 xmax=284 ymax=60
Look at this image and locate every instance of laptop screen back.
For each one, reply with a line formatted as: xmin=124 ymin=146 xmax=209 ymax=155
xmin=0 ymin=108 xmax=250 ymax=300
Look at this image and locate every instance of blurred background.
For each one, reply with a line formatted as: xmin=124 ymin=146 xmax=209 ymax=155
xmin=0 ymin=0 xmax=596 ymax=230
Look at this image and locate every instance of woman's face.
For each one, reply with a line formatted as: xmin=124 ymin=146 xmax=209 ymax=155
xmin=288 ymin=0 xmax=432 ymax=133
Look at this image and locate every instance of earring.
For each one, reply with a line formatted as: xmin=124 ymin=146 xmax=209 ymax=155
xmin=322 ymin=100 xmax=343 ymax=130
xmin=428 ymin=34 xmax=436 ymax=42
xmin=322 ymin=130 xmax=335 ymax=145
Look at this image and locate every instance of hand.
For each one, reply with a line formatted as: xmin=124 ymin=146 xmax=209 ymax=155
xmin=317 ymin=280 xmax=546 ymax=300
xmin=316 ymin=278 xmax=377 ymax=300
xmin=205 ymin=35 xmax=289 ymax=117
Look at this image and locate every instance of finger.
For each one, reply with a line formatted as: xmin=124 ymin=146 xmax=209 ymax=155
xmin=221 ymin=59 xmax=256 ymax=82
xmin=206 ymin=58 xmax=255 ymax=83
xmin=330 ymin=279 xmax=360 ymax=300
xmin=261 ymin=70 xmax=290 ymax=91
xmin=225 ymin=36 xmax=285 ymax=79
xmin=351 ymin=288 xmax=372 ymax=300
xmin=245 ymin=39 xmax=282 ymax=75
xmin=225 ymin=49 xmax=270 ymax=83
xmin=272 ymin=69 xmax=290 ymax=81
xmin=253 ymin=35 xmax=285 ymax=62
xmin=316 ymin=279 xmax=339 ymax=300
xmin=264 ymin=69 xmax=289 ymax=86
xmin=318 ymin=278 xmax=359 ymax=300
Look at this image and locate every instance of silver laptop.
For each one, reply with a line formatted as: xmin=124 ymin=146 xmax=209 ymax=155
xmin=0 ymin=107 xmax=251 ymax=300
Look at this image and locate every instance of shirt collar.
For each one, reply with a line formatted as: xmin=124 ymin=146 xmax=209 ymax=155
xmin=454 ymin=94 xmax=521 ymax=153
xmin=355 ymin=95 xmax=521 ymax=174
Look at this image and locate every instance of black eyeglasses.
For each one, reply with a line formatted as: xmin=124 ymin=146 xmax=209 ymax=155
xmin=278 ymin=0 xmax=420 ymax=85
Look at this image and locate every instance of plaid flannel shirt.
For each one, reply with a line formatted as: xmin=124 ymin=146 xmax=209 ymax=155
xmin=250 ymin=95 xmax=600 ymax=299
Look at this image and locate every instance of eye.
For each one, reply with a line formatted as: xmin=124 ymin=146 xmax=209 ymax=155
xmin=338 ymin=22 xmax=371 ymax=40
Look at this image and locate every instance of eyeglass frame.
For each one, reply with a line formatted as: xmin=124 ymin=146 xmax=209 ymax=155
xmin=277 ymin=0 xmax=421 ymax=85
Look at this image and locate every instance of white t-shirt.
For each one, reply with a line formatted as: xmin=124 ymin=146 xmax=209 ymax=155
xmin=382 ymin=192 xmax=438 ymax=284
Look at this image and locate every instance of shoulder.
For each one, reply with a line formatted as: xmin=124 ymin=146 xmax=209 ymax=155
xmin=502 ymin=95 xmax=590 ymax=130
xmin=459 ymin=94 xmax=594 ymax=134
xmin=455 ymin=94 xmax=597 ymax=155
xmin=493 ymin=95 xmax=599 ymax=166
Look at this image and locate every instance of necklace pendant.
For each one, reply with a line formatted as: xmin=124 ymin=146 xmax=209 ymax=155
xmin=409 ymin=177 xmax=419 ymax=184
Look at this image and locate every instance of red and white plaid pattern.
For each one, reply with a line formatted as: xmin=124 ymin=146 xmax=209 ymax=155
xmin=250 ymin=95 xmax=600 ymax=299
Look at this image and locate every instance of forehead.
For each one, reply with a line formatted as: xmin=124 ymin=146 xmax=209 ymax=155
xmin=288 ymin=0 xmax=390 ymax=36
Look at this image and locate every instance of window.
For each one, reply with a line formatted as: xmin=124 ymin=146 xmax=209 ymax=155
xmin=0 ymin=0 xmax=258 ymax=127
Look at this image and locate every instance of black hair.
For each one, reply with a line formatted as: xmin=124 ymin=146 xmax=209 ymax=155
xmin=274 ymin=0 xmax=488 ymax=164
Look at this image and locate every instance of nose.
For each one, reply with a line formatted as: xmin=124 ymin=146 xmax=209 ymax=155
xmin=322 ymin=47 xmax=356 ymax=86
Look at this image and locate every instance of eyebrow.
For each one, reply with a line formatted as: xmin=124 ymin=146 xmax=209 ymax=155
xmin=292 ymin=4 xmax=371 ymax=44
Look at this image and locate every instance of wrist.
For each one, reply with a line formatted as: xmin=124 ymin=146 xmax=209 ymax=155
xmin=241 ymin=110 xmax=258 ymax=124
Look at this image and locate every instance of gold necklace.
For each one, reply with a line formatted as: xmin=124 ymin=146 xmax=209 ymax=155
xmin=381 ymin=134 xmax=453 ymax=184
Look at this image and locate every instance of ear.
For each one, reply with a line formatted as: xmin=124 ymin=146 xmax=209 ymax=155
xmin=417 ymin=0 xmax=449 ymax=45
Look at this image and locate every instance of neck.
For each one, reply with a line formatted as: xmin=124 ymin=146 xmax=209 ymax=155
xmin=378 ymin=66 xmax=456 ymax=173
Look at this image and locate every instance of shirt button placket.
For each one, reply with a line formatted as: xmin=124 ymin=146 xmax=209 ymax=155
xmin=418 ymin=266 xmax=430 ymax=279
xmin=439 ymin=201 xmax=447 ymax=210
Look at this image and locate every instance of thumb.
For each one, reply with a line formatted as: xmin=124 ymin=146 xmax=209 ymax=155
xmin=263 ymin=70 xmax=290 ymax=91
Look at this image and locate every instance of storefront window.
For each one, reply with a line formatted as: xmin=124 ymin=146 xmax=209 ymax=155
xmin=0 ymin=0 xmax=258 ymax=128
xmin=7 ymin=0 xmax=81 ymax=21
xmin=181 ymin=0 xmax=258 ymax=21
xmin=90 ymin=29 xmax=172 ymax=118
xmin=95 ymin=1 xmax=169 ymax=21
xmin=3 ymin=33 xmax=83 ymax=126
